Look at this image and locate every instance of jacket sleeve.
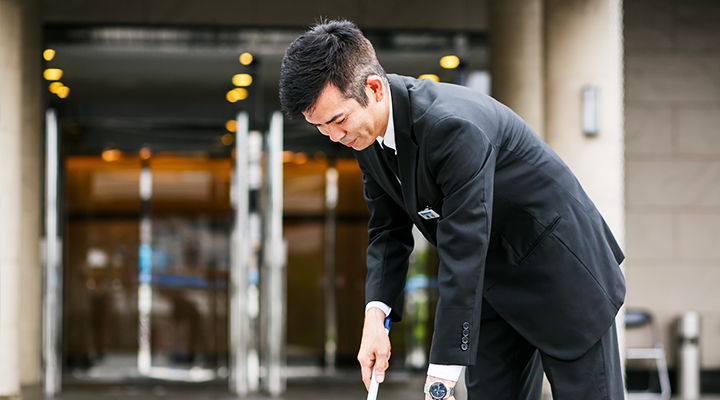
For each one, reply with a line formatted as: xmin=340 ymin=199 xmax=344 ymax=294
xmin=424 ymin=117 xmax=496 ymax=366
xmin=359 ymin=164 xmax=414 ymax=323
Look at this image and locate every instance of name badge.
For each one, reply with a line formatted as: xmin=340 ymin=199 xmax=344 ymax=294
xmin=418 ymin=207 xmax=440 ymax=220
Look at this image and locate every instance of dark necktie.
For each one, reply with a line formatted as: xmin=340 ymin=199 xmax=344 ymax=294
xmin=382 ymin=144 xmax=399 ymax=178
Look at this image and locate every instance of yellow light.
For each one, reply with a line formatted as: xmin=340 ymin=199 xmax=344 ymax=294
xmin=282 ymin=151 xmax=294 ymax=163
xmin=226 ymin=88 xmax=248 ymax=102
xmin=418 ymin=74 xmax=440 ymax=82
xmin=43 ymin=49 xmax=56 ymax=61
xmin=293 ymin=152 xmax=308 ymax=165
xmin=234 ymin=88 xmax=248 ymax=100
xmin=43 ymin=68 xmax=63 ymax=81
xmin=221 ymin=134 xmax=234 ymax=146
xmin=225 ymin=120 xmax=237 ymax=132
xmin=226 ymin=90 xmax=240 ymax=102
xmin=440 ymin=55 xmax=460 ymax=69
xmin=102 ymin=149 xmax=122 ymax=162
xmin=49 ymin=82 xmax=64 ymax=94
xmin=239 ymin=52 xmax=253 ymax=65
xmin=140 ymin=147 xmax=152 ymax=160
xmin=232 ymin=73 xmax=253 ymax=87
xmin=57 ymin=86 xmax=70 ymax=98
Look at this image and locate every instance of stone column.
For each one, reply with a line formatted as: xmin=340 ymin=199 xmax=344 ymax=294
xmin=18 ymin=0 xmax=42 ymax=388
xmin=490 ymin=0 xmax=546 ymax=140
xmin=0 ymin=0 xmax=43 ymax=396
xmin=544 ymin=0 xmax=625 ymax=245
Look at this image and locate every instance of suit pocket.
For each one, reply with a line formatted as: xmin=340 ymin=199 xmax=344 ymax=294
xmin=515 ymin=215 xmax=562 ymax=266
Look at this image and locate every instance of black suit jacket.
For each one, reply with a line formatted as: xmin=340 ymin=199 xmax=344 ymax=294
xmin=355 ymin=74 xmax=625 ymax=366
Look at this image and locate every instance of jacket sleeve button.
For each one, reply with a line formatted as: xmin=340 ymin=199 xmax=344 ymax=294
xmin=462 ymin=329 xmax=469 ymax=337
xmin=462 ymin=322 xmax=470 ymax=330
xmin=462 ymin=337 xmax=469 ymax=344
xmin=461 ymin=343 xmax=469 ymax=351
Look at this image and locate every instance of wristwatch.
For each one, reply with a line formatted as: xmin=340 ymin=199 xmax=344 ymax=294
xmin=424 ymin=381 xmax=455 ymax=400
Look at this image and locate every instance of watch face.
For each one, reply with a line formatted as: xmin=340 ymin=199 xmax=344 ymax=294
xmin=429 ymin=382 xmax=448 ymax=399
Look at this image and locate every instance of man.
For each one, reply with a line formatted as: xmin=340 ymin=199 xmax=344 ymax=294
xmin=280 ymin=20 xmax=626 ymax=400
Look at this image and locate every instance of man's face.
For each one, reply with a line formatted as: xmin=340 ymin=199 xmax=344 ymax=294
xmin=303 ymin=77 xmax=388 ymax=151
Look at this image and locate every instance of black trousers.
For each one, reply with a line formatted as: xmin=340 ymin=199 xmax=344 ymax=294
xmin=465 ymin=300 xmax=624 ymax=400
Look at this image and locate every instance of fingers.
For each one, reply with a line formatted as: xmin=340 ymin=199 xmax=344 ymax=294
xmin=358 ymin=312 xmax=392 ymax=391
xmin=359 ymin=357 xmax=373 ymax=390
xmin=373 ymin=348 xmax=390 ymax=383
xmin=358 ymin=349 xmax=392 ymax=389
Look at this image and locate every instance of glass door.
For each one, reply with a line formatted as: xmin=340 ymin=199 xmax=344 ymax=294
xmin=62 ymin=153 xmax=232 ymax=382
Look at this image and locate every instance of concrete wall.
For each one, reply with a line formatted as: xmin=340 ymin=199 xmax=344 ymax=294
xmin=42 ymin=0 xmax=488 ymax=31
xmin=624 ymin=0 xmax=720 ymax=369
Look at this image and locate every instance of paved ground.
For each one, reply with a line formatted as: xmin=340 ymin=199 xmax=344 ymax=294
xmin=19 ymin=373 xmax=720 ymax=400
xmin=20 ymin=370 xmax=427 ymax=400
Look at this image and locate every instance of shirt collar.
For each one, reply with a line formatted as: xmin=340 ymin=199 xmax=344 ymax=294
xmin=375 ymin=83 xmax=396 ymax=154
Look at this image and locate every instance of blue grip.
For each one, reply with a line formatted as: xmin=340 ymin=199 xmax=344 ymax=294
xmin=383 ymin=317 xmax=392 ymax=331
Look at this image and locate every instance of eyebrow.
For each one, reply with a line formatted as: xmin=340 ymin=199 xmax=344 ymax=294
xmin=310 ymin=112 xmax=344 ymax=127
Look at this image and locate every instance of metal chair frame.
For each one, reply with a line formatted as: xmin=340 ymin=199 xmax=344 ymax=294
xmin=625 ymin=310 xmax=671 ymax=400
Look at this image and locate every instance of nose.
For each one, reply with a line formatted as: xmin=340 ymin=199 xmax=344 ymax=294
xmin=325 ymin=125 xmax=346 ymax=143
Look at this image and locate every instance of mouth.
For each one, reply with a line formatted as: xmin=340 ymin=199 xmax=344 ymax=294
xmin=343 ymin=138 xmax=357 ymax=147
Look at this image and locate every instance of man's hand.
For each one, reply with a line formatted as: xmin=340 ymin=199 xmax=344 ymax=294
xmin=357 ymin=308 xmax=391 ymax=390
xmin=424 ymin=375 xmax=457 ymax=400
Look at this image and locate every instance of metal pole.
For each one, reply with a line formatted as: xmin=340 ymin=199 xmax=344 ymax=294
xmin=679 ymin=312 xmax=701 ymax=400
xmin=230 ymin=111 xmax=250 ymax=397
xmin=264 ymin=111 xmax=285 ymax=396
xmin=247 ymin=130 xmax=263 ymax=392
xmin=324 ymin=163 xmax=338 ymax=372
xmin=43 ymin=109 xmax=62 ymax=398
xmin=137 ymin=164 xmax=153 ymax=375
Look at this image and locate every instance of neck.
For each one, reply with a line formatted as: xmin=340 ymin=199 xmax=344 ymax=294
xmin=378 ymin=95 xmax=390 ymax=138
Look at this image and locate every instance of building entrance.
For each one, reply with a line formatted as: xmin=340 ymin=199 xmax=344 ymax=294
xmin=41 ymin=24 xmax=486 ymax=396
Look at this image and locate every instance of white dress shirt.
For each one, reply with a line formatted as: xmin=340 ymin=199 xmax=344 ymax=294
xmin=366 ymin=83 xmax=463 ymax=383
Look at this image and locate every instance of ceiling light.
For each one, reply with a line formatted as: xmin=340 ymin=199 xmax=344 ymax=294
xmin=233 ymin=88 xmax=248 ymax=100
xmin=418 ymin=74 xmax=440 ymax=82
xmin=232 ymin=74 xmax=253 ymax=87
xmin=43 ymin=68 xmax=63 ymax=81
xmin=221 ymin=134 xmax=234 ymax=146
xmin=440 ymin=55 xmax=460 ymax=69
xmin=102 ymin=149 xmax=122 ymax=162
xmin=239 ymin=52 xmax=253 ymax=65
xmin=43 ymin=49 xmax=56 ymax=61
xmin=293 ymin=152 xmax=308 ymax=165
xmin=226 ymin=90 xmax=239 ymax=103
xmin=48 ymin=82 xmax=64 ymax=94
xmin=57 ymin=86 xmax=70 ymax=98
xmin=140 ymin=147 xmax=152 ymax=160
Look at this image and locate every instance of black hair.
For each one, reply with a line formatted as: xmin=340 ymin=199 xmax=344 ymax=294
xmin=279 ymin=20 xmax=387 ymax=118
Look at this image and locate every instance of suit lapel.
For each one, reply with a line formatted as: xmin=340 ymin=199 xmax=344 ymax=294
xmin=366 ymin=141 xmax=404 ymax=207
xmin=389 ymin=75 xmax=434 ymax=239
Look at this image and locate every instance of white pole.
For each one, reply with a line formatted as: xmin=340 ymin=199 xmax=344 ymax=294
xmin=230 ymin=111 xmax=250 ymax=397
xmin=265 ymin=111 xmax=285 ymax=396
xmin=42 ymin=109 xmax=62 ymax=398
xmin=679 ymin=312 xmax=701 ymax=400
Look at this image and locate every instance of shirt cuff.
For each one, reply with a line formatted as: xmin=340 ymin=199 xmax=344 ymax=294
xmin=365 ymin=301 xmax=391 ymax=317
xmin=427 ymin=364 xmax=464 ymax=382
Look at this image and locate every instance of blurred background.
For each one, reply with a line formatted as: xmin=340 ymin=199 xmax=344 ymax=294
xmin=0 ymin=0 xmax=719 ymax=399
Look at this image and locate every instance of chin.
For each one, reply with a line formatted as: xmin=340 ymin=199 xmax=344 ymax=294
xmin=353 ymin=140 xmax=370 ymax=151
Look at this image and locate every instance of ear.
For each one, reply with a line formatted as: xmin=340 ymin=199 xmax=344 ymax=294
xmin=365 ymin=75 xmax=385 ymax=103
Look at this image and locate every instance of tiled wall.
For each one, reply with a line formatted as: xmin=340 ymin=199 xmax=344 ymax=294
xmin=624 ymin=0 xmax=720 ymax=368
